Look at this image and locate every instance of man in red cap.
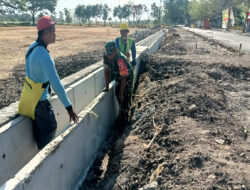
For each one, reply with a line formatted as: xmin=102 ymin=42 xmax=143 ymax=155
xmin=19 ymin=16 xmax=78 ymax=150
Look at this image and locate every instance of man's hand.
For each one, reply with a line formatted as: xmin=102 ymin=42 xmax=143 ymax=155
xmin=68 ymin=109 xmax=79 ymax=124
xmin=104 ymin=86 xmax=109 ymax=92
xmin=125 ymin=52 xmax=130 ymax=58
xmin=104 ymin=68 xmax=110 ymax=93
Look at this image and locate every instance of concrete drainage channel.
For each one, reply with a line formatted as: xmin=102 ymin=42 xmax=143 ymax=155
xmin=0 ymin=30 xmax=166 ymax=190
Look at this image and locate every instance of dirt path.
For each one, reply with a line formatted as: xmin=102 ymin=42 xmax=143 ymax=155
xmin=81 ymin=28 xmax=250 ymax=190
xmin=184 ymin=27 xmax=250 ymax=53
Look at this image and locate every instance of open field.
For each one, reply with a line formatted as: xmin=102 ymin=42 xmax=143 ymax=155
xmin=0 ymin=25 xmax=145 ymax=109
xmin=0 ymin=25 xmax=137 ymax=80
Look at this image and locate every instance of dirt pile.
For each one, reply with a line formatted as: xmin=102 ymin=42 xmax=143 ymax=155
xmin=159 ymin=33 xmax=187 ymax=55
xmin=130 ymin=29 xmax=159 ymax=42
xmin=81 ymin=29 xmax=250 ymax=190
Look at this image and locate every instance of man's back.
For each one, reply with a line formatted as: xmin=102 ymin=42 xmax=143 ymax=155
xmin=26 ymin=42 xmax=50 ymax=83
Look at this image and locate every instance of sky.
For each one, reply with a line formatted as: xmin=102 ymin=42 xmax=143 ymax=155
xmin=56 ymin=0 xmax=162 ymax=20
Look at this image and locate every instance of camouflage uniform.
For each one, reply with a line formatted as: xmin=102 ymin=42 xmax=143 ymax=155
xmin=104 ymin=50 xmax=134 ymax=125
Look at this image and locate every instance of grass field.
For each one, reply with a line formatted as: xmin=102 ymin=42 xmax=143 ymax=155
xmin=0 ymin=25 xmax=137 ymax=80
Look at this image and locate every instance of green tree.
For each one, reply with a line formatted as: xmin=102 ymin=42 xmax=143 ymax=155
xmin=113 ymin=5 xmax=123 ymax=23
xmin=84 ymin=5 xmax=93 ymax=26
xmin=25 ymin=0 xmax=57 ymax=25
xmin=108 ymin=17 xmax=112 ymax=26
xmin=144 ymin=5 xmax=150 ymax=27
xmin=38 ymin=12 xmax=44 ymax=19
xmin=64 ymin=8 xmax=72 ymax=24
xmin=75 ymin=4 xmax=93 ymax=26
xmin=131 ymin=4 xmax=144 ymax=24
xmin=58 ymin=11 xmax=64 ymax=23
xmin=113 ymin=4 xmax=133 ymax=23
xmin=164 ymin=0 xmax=189 ymax=25
xmin=91 ymin=4 xmax=102 ymax=24
xmin=235 ymin=0 xmax=250 ymax=31
xmin=189 ymin=0 xmax=221 ymax=25
xmin=0 ymin=0 xmax=26 ymax=14
xmin=75 ymin=5 xmax=85 ymax=23
xmin=102 ymin=4 xmax=111 ymax=26
xmin=151 ymin=3 xmax=162 ymax=25
xmin=189 ymin=0 xmax=202 ymax=23
xmin=122 ymin=4 xmax=132 ymax=22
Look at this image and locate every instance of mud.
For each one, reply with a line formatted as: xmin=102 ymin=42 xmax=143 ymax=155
xmin=81 ymin=28 xmax=250 ymax=190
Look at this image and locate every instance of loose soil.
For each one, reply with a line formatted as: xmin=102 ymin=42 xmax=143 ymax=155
xmin=81 ymin=28 xmax=250 ymax=190
xmin=0 ymin=26 xmax=156 ymax=109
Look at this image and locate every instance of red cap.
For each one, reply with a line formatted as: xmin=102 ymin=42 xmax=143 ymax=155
xmin=37 ymin=16 xmax=55 ymax=31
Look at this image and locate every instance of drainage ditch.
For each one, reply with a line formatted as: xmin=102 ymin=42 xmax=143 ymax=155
xmin=80 ymin=28 xmax=250 ymax=189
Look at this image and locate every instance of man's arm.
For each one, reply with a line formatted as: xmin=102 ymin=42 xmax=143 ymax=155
xmin=42 ymin=53 xmax=78 ymax=123
xmin=115 ymin=38 xmax=120 ymax=50
xmin=104 ymin=68 xmax=110 ymax=92
xmin=118 ymin=76 xmax=126 ymax=104
xmin=131 ymin=40 xmax=136 ymax=65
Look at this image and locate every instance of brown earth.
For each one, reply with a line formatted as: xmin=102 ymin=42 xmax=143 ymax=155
xmin=0 ymin=26 xmax=155 ymax=109
xmin=0 ymin=26 xmax=124 ymax=80
xmin=81 ymin=28 xmax=250 ymax=190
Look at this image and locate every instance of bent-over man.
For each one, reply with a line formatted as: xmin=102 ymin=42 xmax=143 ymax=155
xmin=103 ymin=40 xmax=134 ymax=129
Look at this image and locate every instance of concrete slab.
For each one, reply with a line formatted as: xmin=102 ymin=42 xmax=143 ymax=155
xmin=0 ymin=116 xmax=37 ymax=186
xmin=70 ymin=74 xmax=95 ymax=115
xmin=0 ymin=82 xmax=118 ymax=190
xmin=83 ymin=86 xmax=117 ymax=169
xmin=0 ymin=102 xmax=19 ymax=128
xmin=51 ymin=87 xmax=75 ymax=136
xmin=94 ymin=68 xmax=106 ymax=97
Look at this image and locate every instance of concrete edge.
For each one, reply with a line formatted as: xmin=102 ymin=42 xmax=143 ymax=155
xmin=0 ymin=81 xmax=118 ymax=190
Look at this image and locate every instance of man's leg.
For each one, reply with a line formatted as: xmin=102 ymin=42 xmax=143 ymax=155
xmin=120 ymin=83 xmax=132 ymax=128
xmin=115 ymin=85 xmax=123 ymax=131
xmin=33 ymin=100 xmax=57 ymax=150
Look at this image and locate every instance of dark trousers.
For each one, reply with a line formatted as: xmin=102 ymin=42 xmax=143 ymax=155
xmin=33 ymin=100 xmax=57 ymax=150
xmin=115 ymin=82 xmax=132 ymax=128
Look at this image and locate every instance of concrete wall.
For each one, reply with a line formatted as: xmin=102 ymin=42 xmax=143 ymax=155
xmin=0 ymin=30 xmax=166 ymax=189
xmin=53 ymin=67 xmax=106 ymax=135
xmin=0 ymin=82 xmax=119 ymax=190
xmin=0 ymin=62 xmax=105 ymax=187
xmin=0 ymin=67 xmax=106 ymax=187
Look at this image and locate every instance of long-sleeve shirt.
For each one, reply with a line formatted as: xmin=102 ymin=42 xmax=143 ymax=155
xmin=25 ymin=40 xmax=71 ymax=108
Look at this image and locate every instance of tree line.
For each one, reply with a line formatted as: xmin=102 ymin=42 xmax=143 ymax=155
xmin=1 ymin=0 xmax=250 ymax=30
xmin=188 ymin=0 xmax=250 ymax=30
xmin=0 ymin=0 xmax=162 ymax=26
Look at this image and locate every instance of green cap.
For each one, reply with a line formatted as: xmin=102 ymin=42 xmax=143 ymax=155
xmin=105 ymin=40 xmax=116 ymax=55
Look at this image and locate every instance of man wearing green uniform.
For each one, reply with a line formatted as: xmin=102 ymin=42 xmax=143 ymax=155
xmin=103 ymin=41 xmax=133 ymax=128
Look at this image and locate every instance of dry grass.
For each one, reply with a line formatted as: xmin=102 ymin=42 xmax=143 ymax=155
xmin=0 ymin=25 xmax=137 ymax=79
